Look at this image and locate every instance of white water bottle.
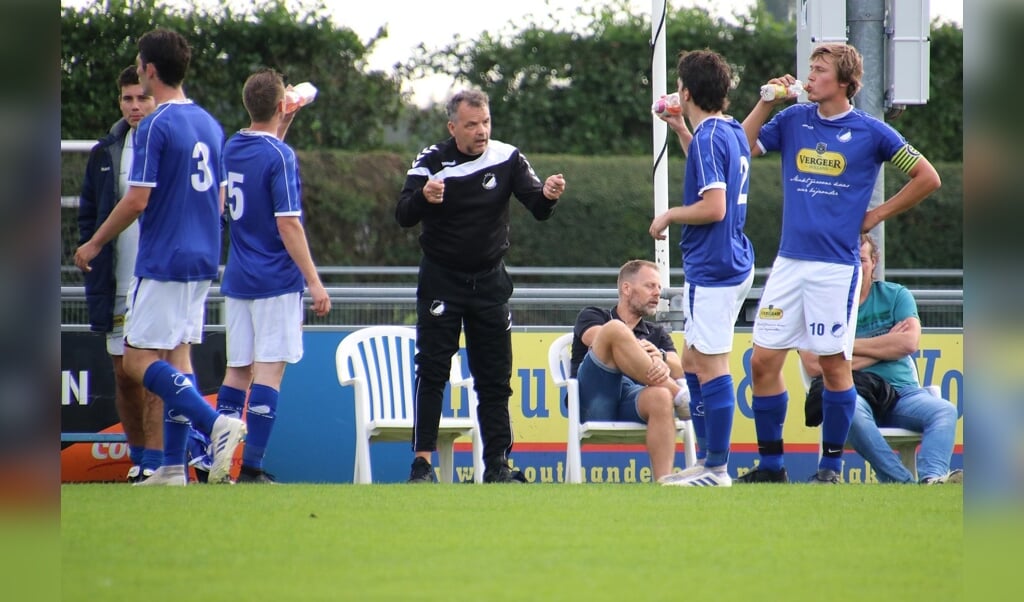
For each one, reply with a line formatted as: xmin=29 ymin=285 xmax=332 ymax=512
xmin=759 ymin=80 xmax=803 ymax=102
xmin=651 ymin=92 xmax=682 ymax=116
xmin=284 ymin=82 xmax=318 ymax=113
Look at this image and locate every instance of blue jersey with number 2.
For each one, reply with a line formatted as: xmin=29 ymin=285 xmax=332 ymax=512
xmin=680 ymin=116 xmax=754 ymax=287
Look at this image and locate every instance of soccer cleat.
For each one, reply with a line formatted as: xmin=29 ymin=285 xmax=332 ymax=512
xmin=661 ymin=466 xmax=732 ymax=487
xmin=808 ymin=468 xmax=840 ymax=484
xmin=483 ymin=460 xmax=527 ymax=483
xmin=132 ymin=465 xmax=186 ymax=487
xmin=921 ymin=468 xmax=964 ymax=485
xmin=735 ymin=466 xmax=789 ymax=483
xmin=127 ymin=466 xmax=157 ymax=484
xmin=126 ymin=465 xmax=142 ymax=483
xmin=407 ymin=457 xmax=438 ymax=483
xmin=236 ymin=466 xmax=277 ymax=484
xmin=208 ymin=415 xmax=247 ymax=484
xmin=657 ymin=462 xmax=706 ymax=484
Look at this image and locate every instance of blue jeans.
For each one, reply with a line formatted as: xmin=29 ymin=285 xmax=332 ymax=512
xmin=576 ymin=351 xmax=645 ymax=423
xmin=846 ymin=386 xmax=959 ymax=483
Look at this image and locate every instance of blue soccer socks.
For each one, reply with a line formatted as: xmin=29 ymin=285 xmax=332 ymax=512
xmin=820 ymin=385 xmax=856 ymax=472
xmin=241 ymin=384 xmax=279 ymax=470
xmin=701 ymin=374 xmax=735 ymax=469
xmin=216 ymin=385 xmax=246 ymax=419
xmin=751 ymin=391 xmax=789 ymax=471
xmin=684 ymin=373 xmax=707 ymax=461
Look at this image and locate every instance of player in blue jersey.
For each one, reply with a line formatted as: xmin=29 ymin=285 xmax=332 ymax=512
xmin=74 ymin=28 xmax=247 ymax=486
xmin=738 ymin=43 xmax=941 ymax=483
xmin=216 ymin=68 xmax=331 ymax=484
xmin=648 ymin=49 xmax=755 ymax=487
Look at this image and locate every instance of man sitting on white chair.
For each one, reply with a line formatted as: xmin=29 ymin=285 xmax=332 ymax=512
xmin=799 ymin=233 xmax=961 ymax=484
xmin=570 ymin=260 xmax=689 ymax=481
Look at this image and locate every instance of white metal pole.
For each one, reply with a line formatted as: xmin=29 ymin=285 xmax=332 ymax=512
xmin=651 ymin=0 xmax=671 ymax=294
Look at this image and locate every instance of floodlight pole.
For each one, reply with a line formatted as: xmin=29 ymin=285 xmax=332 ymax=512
xmin=848 ymin=0 xmax=887 ymax=277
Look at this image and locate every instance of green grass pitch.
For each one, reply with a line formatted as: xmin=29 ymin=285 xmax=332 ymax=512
xmin=61 ymin=483 xmax=962 ymax=601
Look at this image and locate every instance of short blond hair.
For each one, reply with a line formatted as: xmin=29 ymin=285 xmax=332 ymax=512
xmin=617 ymin=259 xmax=658 ymax=289
xmin=811 ymin=43 xmax=863 ymax=101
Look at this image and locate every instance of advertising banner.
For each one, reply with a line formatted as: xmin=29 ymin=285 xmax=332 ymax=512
xmin=61 ymin=329 xmax=963 ymax=483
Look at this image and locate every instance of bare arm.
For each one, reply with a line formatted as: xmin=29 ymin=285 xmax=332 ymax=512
xmin=579 ymin=324 xmax=601 ymax=348
xmin=862 ymin=158 xmax=942 ymax=232
xmin=741 ymin=102 xmax=773 ymax=158
xmin=276 ymin=110 xmax=298 ymax=141
xmin=741 ymin=75 xmax=798 ymax=157
xmin=658 ymin=113 xmax=693 ymax=155
xmin=853 ymin=317 xmax=921 ymax=361
xmin=277 ymin=216 xmax=331 ymax=317
xmin=662 ymin=350 xmax=683 ymax=379
xmin=649 ymin=187 xmax=727 ymax=239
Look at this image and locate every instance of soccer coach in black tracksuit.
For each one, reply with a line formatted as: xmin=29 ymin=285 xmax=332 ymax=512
xmin=396 ymin=89 xmax=566 ymax=483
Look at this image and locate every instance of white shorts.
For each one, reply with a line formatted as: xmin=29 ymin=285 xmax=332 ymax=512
xmin=752 ymin=256 xmax=861 ymax=357
xmin=106 ymin=294 xmax=128 ymax=356
xmin=683 ymin=269 xmax=754 ymax=355
xmin=225 ymin=292 xmax=304 ymax=366
xmin=124 ymin=279 xmax=210 ymax=350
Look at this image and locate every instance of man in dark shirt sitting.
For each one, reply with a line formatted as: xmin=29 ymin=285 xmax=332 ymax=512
xmin=571 ymin=260 xmax=689 ymax=481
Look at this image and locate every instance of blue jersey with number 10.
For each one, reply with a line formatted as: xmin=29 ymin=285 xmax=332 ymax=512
xmin=757 ymin=103 xmax=913 ymax=266
xmin=679 ymin=116 xmax=754 ymax=287
xmin=220 ymin=130 xmax=305 ymax=299
xmin=128 ymin=100 xmax=224 ymax=282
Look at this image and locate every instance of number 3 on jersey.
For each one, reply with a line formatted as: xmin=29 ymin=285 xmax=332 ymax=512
xmin=190 ymin=142 xmax=215 ymax=192
xmin=226 ymin=171 xmax=245 ymax=220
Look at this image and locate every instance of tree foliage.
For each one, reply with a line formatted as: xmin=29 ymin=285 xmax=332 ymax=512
xmin=60 ymin=0 xmax=402 ymax=150
xmin=399 ymin=1 xmax=962 ymax=160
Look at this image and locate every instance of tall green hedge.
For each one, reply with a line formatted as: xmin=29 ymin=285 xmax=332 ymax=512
xmin=295 ymin=151 xmax=961 ymax=270
xmin=60 ymin=150 xmax=961 ymax=271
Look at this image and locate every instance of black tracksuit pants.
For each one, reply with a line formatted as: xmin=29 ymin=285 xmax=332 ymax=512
xmin=412 ymin=256 xmax=514 ymax=465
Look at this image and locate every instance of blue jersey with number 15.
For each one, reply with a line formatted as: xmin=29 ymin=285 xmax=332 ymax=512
xmin=128 ymin=100 xmax=224 ymax=282
xmin=220 ymin=130 xmax=305 ymax=299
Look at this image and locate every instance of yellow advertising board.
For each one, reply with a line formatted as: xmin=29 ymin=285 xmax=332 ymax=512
xmin=505 ymin=331 xmax=963 ymax=447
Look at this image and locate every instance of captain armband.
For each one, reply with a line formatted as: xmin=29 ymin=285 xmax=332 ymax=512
xmin=890 ymin=143 xmax=923 ymax=175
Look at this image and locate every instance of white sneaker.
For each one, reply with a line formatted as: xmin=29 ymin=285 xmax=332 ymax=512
xmin=661 ymin=466 xmax=732 ymax=487
xmin=132 ymin=465 xmax=186 ymax=487
xmin=208 ymin=415 xmax=247 ymax=484
xmin=657 ymin=461 xmax=707 ymax=484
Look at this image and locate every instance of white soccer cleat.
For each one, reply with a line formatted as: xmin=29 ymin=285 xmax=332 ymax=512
xmin=661 ymin=466 xmax=732 ymax=487
xmin=207 ymin=415 xmax=247 ymax=484
xmin=132 ymin=465 xmax=186 ymax=487
xmin=657 ymin=462 xmax=707 ymax=484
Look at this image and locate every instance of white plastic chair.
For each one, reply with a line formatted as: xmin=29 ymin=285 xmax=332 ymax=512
xmin=797 ymin=354 xmax=933 ymax=480
xmin=336 ymin=326 xmax=484 ymax=484
xmin=547 ymin=332 xmax=698 ymax=484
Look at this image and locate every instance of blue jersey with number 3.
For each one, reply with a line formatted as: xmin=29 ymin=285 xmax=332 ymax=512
xmin=128 ymin=100 xmax=224 ymax=282
xmin=220 ymin=130 xmax=305 ymax=299
xmin=679 ymin=116 xmax=754 ymax=287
